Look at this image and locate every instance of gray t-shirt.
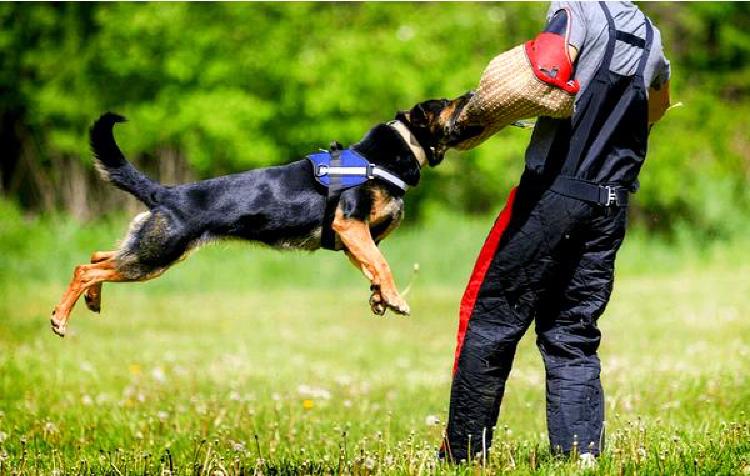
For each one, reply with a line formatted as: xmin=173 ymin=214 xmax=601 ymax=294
xmin=525 ymin=1 xmax=670 ymax=167
xmin=549 ymin=1 xmax=671 ymax=98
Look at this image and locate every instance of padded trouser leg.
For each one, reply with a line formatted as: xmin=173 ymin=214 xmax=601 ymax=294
xmin=538 ymin=320 xmax=604 ymax=455
xmin=446 ymin=186 xmax=592 ymax=462
xmin=535 ymin=205 xmax=627 ymax=455
xmin=446 ymin=315 xmax=531 ymax=461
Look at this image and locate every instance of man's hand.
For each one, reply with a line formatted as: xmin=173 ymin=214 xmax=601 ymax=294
xmin=648 ymin=79 xmax=671 ymax=125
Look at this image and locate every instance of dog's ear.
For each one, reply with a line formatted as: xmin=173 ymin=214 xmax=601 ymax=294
xmin=395 ymin=110 xmax=410 ymax=124
xmin=411 ymin=104 xmax=429 ymax=126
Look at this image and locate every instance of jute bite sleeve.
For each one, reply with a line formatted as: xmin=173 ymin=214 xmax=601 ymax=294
xmin=451 ymin=11 xmax=579 ymax=150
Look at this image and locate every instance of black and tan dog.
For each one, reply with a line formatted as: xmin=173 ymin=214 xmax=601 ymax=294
xmin=50 ymin=97 xmax=472 ymax=337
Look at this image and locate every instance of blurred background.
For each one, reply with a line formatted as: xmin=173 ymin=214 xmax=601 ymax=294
xmin=1 ymin=2 xmax=749 ymax=238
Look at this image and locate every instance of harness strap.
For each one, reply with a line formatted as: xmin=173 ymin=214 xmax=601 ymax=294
xmin=315 ymin=164 xmax=407 ymax=191
xmin=597 ymin=2 xmax=618 ymax=83
xmin=635 ymin=19 xmax=654 ymax=80
xmin=321 ymin=143 xmax=344 ymax=250
xmin=615 ymin=30 xmax=645 ymax=49
xmin=550 ymin=175 xmax=629 ymax=207
xmin=316 ymin=143 xmax=409 ymax=250
xmin=562 ymin=3 xmax=654 ymax=179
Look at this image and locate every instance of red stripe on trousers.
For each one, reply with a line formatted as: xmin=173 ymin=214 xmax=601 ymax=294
xmin=453 ymin=187 xmax=518 ymax=375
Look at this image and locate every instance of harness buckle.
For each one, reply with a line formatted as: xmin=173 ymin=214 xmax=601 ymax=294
xmin=366 ymin=163 xmax=376 ymax=180
xmin=604 ymin=186 xmax=618 ymax=206
xmin=316 ymin=164 xmax=329 ymax=177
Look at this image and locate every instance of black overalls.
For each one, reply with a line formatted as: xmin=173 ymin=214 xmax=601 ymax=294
xmin=445 ymin=3 xmax=654 ymax=461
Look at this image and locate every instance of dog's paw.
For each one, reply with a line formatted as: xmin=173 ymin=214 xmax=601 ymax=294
xmin=389 ymin=300 xmax=410 ymax=316
xmin=369 ymin=290 xmax=387 ymax=316
xmin=383 ymin=293 xmax=410 ymax=316
xmin=50 ymin=309 xmax=66 ymax=337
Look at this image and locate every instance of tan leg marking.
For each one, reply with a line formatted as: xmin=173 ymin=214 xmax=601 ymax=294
xmin=345 ymin=250 xmax=386 ymax=316
xmin=333 ymin=209 xmax=409 ymax=316
xmin=51 ymin=256 xmax=127 ymax=337
xmin=368 ymin=187 xmax=404 ymax=243
xmin=84 ymin=250 xmax=116 ymax=313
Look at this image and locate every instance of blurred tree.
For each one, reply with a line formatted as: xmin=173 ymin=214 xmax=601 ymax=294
xmin=0 ymin=2 xmax=748 ymax=237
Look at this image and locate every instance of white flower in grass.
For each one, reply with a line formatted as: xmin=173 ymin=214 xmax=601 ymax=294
xmin=578 ymin=453 xmax=597 ymax=469
xmin=334 ymin=374 xmax=353 ymax=386
xmin=0 ymin=431 xmax=6 ymax=443
xmin=151 ymin=366 xmax=166 ymax=383
xmin=81 ymin=395 xmax=93 ymax=406
xmin=157 ymin=411 xmax=169 ymax=423
xmin=638 ymin=446 xmax=647 ymax=459
xmin=424 ymin=415 xmax=440 ymax=426
xmin=297 ymin=385 xmax=331 ymax=400
xmin=233 ymin=441 xmax=246 ymax=452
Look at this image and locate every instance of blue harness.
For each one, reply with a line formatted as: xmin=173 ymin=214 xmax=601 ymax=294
xmin=308 ymin=143 xmax=408 ymax=250
xmin=307 ymin=148 xmax=407 ymax=193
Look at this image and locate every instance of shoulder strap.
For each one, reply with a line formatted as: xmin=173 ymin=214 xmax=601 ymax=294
xmin=635 ymin=18 xmax=654 ymax=80
xmin=615 ymin=30 xmax=645 ymax=49
xmin=597 ymin=1 xmax=618 ymax=76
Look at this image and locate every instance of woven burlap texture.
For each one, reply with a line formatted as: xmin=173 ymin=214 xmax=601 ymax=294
xmin=454 ymin=45 xmax=575 ymax=150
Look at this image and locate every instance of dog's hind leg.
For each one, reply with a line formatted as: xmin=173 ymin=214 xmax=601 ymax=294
xmin=51 ymin=256 xmax=128 ymax=337
xmin=83 ymin=250 xmax=116 ymax=313
xmin=51 ymin=209 xmax=189 ymax=337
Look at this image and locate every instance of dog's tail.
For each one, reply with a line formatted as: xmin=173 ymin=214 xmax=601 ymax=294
xmin=90 ymin=112 xmax=167 ymax=208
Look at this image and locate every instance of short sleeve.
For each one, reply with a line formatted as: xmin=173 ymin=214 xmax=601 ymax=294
xmin=546 ymin=1 xmax=588 ymax=51
xmin=650 ymin=42 xmax=671 ymax=89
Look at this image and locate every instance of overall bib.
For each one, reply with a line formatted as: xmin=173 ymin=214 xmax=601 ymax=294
xmin=445 ymin=3 xmax=653 ymax=461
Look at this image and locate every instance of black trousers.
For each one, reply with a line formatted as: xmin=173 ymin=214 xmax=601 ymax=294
xmin=445 ymin=179 xmax=627 ymax=461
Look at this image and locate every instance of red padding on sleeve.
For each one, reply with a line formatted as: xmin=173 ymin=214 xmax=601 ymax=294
xmin=525 ymin=32 xmax=580 ymax=94
xmin=453 ymin=187 xmax=518 ymax=375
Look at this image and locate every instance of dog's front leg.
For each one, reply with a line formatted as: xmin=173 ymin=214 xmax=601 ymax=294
xmin=345 ymin=250 xmax=387 ymax=316
xmin=334 ymin=212 xmax=409 ymax=316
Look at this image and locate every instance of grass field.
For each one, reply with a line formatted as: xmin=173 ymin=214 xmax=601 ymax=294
xmin=1 ymin=204 xmax=749 ymax=474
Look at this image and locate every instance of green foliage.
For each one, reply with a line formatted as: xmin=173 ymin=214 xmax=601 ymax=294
xmin=2 ymin=2 xmax=750 ymax=236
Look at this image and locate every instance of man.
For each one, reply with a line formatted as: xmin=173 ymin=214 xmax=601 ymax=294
xmin=443 ymin=1 xmax=671 ymax=462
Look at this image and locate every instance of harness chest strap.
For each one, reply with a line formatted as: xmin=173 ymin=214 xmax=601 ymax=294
xmin=308 ymin=149 xmax=408 ymax=193
xmin=315 ymin=163 xmax=408 ymax=191
xmin=310 ymin=146 xmax=409 ymax=250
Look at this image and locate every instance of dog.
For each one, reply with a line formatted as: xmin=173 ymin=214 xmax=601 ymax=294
xmin=50 ymin=95 xmax=473 ymax=337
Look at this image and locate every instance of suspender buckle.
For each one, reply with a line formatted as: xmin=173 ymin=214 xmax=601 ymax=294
xmin=605 ymin=186 xmax=619 ymax=207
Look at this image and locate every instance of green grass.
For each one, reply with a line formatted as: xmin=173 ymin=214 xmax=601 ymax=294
xmin=1 ymin=204 xmax=749 ymax=474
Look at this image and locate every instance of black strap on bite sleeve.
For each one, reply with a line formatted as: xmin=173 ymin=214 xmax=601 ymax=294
xmin=321 ymin=141 xmax=344 ymax=250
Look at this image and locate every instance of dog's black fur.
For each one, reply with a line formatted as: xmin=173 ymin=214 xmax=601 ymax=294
xmin=89 ymin=104 xmax=452 ymax=280
xmin=51 ymin=98 xmax=472 ymax=337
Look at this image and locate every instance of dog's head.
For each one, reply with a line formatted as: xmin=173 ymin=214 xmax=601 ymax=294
xmin=395 ymin=92 xmax=482 ymax=166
